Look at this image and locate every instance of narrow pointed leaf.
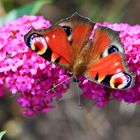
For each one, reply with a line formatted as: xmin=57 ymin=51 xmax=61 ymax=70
xmin=0 ymin=131 xmax=6 ymax=140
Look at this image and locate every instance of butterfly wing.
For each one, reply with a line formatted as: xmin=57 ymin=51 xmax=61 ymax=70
xmin=24 ymin=14 xmax=135 ymax=89
xmin=24 ymin=26 xmax=73 ymax=68
xmin=24 ymin=13 xmax=95 ymax=69
xmin=56 ymin=13 xmax=95 ymax=61
xmin=85 ymin=26 xmax=135 ymax=89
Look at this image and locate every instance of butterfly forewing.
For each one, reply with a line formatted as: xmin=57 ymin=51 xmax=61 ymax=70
xmin=24 ymin=13 xmax=95 ymax=69
xmin=57 ymin=13 xmax=95 ymax=60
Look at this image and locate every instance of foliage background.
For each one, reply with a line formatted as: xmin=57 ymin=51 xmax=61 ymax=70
xmin=0 ymin=0 xmax=140 ymax=140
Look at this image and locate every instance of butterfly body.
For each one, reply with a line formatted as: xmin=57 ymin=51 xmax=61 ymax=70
xmin=71 ymin=41 xmax=92 ymax=76
xmin=24 ymin=13 xmax=135 ymax=90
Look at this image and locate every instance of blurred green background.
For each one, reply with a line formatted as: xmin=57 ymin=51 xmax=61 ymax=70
xmin=0 ymin=0 xmax=140 ymax=26
xmin=0 ymin=0 xmax=140 ymax=140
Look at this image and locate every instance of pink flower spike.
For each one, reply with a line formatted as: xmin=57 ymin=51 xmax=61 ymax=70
xmin=0 ymin=15 xmax=140 ymax=116
xmin=0 ymin=15 xmax=69 ymax=116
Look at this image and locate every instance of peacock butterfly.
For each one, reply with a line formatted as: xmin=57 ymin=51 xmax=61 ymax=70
xmin=24 ymin=13 xmax=135 ymax=90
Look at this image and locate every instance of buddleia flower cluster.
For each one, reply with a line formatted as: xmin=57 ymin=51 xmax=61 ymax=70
xmin=0 ymin=15 xmax=140 ymax=116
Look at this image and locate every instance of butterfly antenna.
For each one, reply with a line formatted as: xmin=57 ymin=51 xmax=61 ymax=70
xmin=46 ymin=76 xmax=71 ymax=93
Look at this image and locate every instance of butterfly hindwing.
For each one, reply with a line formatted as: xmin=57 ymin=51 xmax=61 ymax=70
xmin=85 ymin=26 xmax=135 ymax=89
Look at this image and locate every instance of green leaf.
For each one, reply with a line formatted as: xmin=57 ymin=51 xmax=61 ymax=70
xmin=0 ymin=131 xmax=6 ymax=140
xmin=0 ymin=0 xmax=53 ymax=27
